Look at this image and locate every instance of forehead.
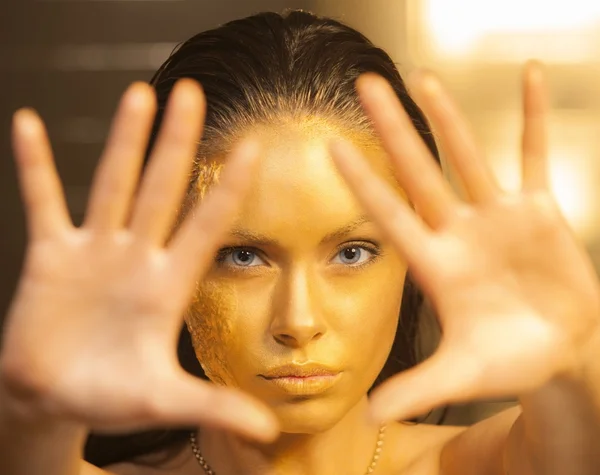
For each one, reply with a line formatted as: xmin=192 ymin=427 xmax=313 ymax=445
xmin=206 ymin=122 xmax=403 ymax=241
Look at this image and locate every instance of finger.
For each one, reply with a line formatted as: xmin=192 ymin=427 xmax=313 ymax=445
xmin=521 ymin=61 xmax=549 ymax=192
xmin=84 ymin=83 xmax=156 ymax=231
xmin=129 ymin=79 xmax=205 ymax=244
xmin=356 ymin=74 xmax=459 ymax=228
xmin=369 ymin=347 xmax=483 ymax=423
xmin=329 ymin=138 xmax=433 ymax=280
xmin=12 ymin=109 xmax=72 ymax=239
xmin=169 ymin=138 xmax=261 ymax=286
xmin=408 ymin=71 xmax=501 ymax=204
xmin=153 ymin=372 xmax=279 ymax=442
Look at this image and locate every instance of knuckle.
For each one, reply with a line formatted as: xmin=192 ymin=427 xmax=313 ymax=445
xmin=135 ymin=396 xmax=161 ymax=419
xmin=131 ymin=375 xmax=169 ymax=420
xmin=0 ymin=353 xmax=54 ymax=402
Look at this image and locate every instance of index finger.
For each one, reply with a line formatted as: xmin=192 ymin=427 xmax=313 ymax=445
xmin=356 ymin=74 xmax=459 ymax=228
xmin=329 ymin=138 xmax=434 ymax=281
xmin=168 ymin=139 xmax=262 ymax=286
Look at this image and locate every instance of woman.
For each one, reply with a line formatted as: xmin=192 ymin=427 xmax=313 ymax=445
xmin=2 ymin=9 xmax=600 ymax=475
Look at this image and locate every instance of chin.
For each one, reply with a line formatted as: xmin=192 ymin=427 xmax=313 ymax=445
xmin=269 ymin=395 xmax=355 ymax=434
xmin=272 ymin=398 xmax=346 ymax=434
xmin=238 ymin=371 xmax=376 ymax=434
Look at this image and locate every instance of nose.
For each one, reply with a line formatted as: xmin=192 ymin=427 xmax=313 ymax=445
xmin=270 ymin=269 xmax=326 ymax=348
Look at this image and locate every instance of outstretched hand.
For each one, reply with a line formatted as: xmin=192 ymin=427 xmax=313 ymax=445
xmin=330 ymin=63 xmax=600 ymax=423
xmin=1 ymin=80 xmax=278 ymax=441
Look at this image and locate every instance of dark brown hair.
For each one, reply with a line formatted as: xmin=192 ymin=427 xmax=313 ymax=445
xmin=84 ymin=9 xmax=440 ymax=468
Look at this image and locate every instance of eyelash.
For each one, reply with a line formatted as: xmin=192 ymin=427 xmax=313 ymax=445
xmin=331 ymin=241 xmax=381 ymax=270
xmin=214 ymin=241 xmax=382 ymax=271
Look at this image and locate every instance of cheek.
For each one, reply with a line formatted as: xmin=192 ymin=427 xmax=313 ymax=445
xmin=329 ymin=261 xmax=406 ymax=363
xmin=185 ymin=281 xmax=238 ymax=386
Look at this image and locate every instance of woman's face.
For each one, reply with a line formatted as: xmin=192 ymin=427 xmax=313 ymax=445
xmin=186 ymin=121 xmax=408 ymax=433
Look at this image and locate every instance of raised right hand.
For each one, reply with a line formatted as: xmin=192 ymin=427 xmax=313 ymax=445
xmin=0 ymin=80 xmax=278 ymax=442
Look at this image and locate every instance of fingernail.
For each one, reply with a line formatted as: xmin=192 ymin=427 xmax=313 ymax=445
xmin=13 ymin=108 xmax=41 ymax=136
xmin=250 ymin=413 xmax=280 ymax=442
xmin=126 ymin=82 xmax=150 ymax=108
xmin=368 ymin=401 xmax=392 ymax=425
xmin=238 ymin=138 xmax=262 ymax=156
xmin=421 ymin=74 xmax=441 ymax=97
xmin=527 ymin=62 xmax=544 ymax=85
xmin=329 ymin=138 xmax=354 ymax=157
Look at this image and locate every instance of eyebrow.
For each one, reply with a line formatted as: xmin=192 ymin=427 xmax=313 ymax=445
xmin=320 ymin=215 xmax=372 ymax=244
xmin=227 ymin=215 xmax=373 ymax=247
xmin=227 ymin=229 xmax=279 ymax=247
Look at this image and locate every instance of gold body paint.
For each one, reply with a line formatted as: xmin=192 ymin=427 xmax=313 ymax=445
xmin=186 ymin=281 xmax=237 ymax=386
xmin=186 ymin=120 xmax=409 ymax=434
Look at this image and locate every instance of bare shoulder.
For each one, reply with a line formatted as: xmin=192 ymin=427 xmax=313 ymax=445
xmin=104 ymin=460 xmax=181 ymax=475
xmin=393 ymin=406 xmax=522 ymax=475
xmin=103 ymin=424 xmax=467 ymax=475
xmin=103 ymin=447 xmax=191 ymax=475
xmin=105 ymin=407 xmax=522 ymax=475
xmin=82 ymin=461 xmax=122 ymax=475
xmin=103 ymin=461 xmax=177 ymax=475
xmin=102 ymin=463 xmax=141 ymax=475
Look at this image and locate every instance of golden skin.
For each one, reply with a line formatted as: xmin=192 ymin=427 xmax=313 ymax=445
xmin=183 ymin=119 xmax=413 ymax=474
xmin=187 ymin=281 xmax=237 ymax=386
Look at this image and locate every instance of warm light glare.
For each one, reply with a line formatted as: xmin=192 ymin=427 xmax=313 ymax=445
xmin=422 ymin=0 xmax=600 ymax=61
xmin=492 ymin=151 xmax=599 ymax=241
xmin=549 ymin=158 xmax=598 ymax=240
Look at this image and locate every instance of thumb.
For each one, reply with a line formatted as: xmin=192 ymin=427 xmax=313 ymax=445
xmin=369 ymin=347 xmax=483 ymax=423
xmin=152 ymin=371 xmax=279 ymax=442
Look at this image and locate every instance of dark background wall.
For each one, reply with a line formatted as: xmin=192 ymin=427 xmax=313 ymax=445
xmin=0 ymin=0 xmax=310 ymax=320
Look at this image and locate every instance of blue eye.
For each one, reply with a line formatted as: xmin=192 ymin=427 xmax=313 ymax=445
xmin=333 ymin=246 xmax=375 ymax=266
xmin=219 ymin=248 xmax=266 ymax=267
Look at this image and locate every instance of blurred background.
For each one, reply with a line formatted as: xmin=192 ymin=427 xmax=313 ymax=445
xmin=1 ymin=0 xmax=599 ymax=425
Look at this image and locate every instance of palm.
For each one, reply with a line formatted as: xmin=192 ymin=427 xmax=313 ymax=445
xmin=14 ymin=234 xmax=185 ymax=429
xmin=331 ymin=63 xmax=600 ymax=421
xmin=1 ymin=81 xmax=276 ymax=440
xmin=425 ymin=192 xmax=598 ymax=396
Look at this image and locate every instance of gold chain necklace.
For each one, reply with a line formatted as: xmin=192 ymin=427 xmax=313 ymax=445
xmin=189 ymin=425 xmax=387 ymax=475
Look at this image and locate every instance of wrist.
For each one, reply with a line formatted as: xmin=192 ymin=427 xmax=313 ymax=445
xmin=515 ymin=358 xmax=600 ymax=475
xmin=0 ymin=374 xmax=88 ymax=435
xmin=0 ymin=379 xmax=89 ymax=475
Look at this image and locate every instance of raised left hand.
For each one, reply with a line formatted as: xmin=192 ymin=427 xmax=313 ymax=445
xmin=329 ymin=62 xmax=600 ymax=423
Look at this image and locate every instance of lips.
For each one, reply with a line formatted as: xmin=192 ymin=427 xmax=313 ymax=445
xmin=260 ymin=363 xmax=339 ymax=379
xmin=259 ymin=363 xmax=342 ymax=395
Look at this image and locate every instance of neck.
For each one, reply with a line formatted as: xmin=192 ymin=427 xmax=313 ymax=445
xmin=194 ymin=397 xmax=384 ymax=475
